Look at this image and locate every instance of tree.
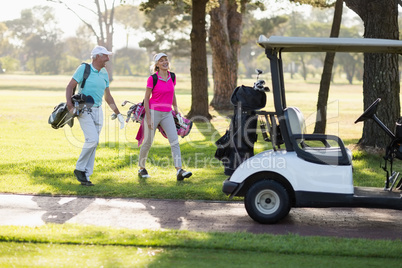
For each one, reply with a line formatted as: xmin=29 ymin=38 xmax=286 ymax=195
xmin=187 ymin=0 xmax=211 ymax=120
xmin=64 ymin=25 xmax=96 ymax=62
xmin=334 ymin=26 xmax=363 ymax=85
xmin=139 ymin=3 xmax=191 ymax=57
xmin=140 ymin=0 xmax=211 ymax=120
xmin=0 ymin=23 xmax=13 ymax=57
xmin=313 ymin=0 xmax=343 ymax=134
xmin=6 ymin=6 xmax=64 ymax=74
xmin=48 ymin=0 xmax=119 ymax=80
xmin=114 ymin=4 xmax=145 ymax=49
xmin=62 ymin=25 xmax=96 ymax=73
xmin=344 ymin=0 xmax=400 ymax=147
xmin=240 ymin=12 xmax=288 ymax=78
xmin=288 ymin=0 xmax=341 ymax=133
xmin=209 ymin=0 xmax=248 ymax=110
xmin=113 ymin=47 xmax=148 ymax=76
xmin=0 ymin=22 xmax=15 ymax=73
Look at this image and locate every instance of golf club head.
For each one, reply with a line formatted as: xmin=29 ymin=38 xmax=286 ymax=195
xmin=255 ymin=69 xmax=263 ymax=80
xmin=121 ymin=100 xmax=129 ymax=106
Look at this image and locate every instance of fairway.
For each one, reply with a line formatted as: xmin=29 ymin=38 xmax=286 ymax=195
xmin=1 ymin=74 xmax=401 ymax=267
xmin=0 ymin=73 xmax=396 ymax=197
xmin=0 ymin=224 xmax=400 ymax=267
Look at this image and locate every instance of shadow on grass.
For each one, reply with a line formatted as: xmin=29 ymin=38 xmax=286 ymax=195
xmin=0 ymin=140 xmax=228 ymax=199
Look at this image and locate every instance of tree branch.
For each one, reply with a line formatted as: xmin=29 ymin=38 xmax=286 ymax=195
xmin=46 ymin=0 xmax=99 ymax=39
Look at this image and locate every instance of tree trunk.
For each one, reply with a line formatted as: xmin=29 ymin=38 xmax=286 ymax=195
xmin=344 ymin=0 xmax=400 ymax=147
xmin=95 ymin=0 xmax=115 ymax=82
xmin=187 ymin=0 xmax=211 ymax=121
xmin=314 ymin=0 xmax=343 ymax=134
xmin=209 ymin=0 xmax=245 ymax=110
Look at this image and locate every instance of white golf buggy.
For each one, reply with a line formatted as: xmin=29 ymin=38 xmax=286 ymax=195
xmin=222 ymin=36 xmax=402 ymax=224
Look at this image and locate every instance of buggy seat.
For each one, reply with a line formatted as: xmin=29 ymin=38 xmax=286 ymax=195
xmin=284 ymin=107 xmax=352 ymax=166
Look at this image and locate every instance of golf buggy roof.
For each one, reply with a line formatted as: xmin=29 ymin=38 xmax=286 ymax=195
xmin=258 ymin=35 xmax=402 ymax=53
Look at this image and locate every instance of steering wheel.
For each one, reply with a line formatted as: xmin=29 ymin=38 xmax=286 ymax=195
xmin=354 ymin=98 xmax=381 ymax=124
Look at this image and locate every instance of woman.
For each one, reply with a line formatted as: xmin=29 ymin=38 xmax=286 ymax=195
xmin=138 ymin=53 xmax=192 ymax=181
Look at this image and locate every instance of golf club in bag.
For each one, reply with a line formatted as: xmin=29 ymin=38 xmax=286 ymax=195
xmin=48 ymin=94 xmax=94 ymax=129
xmin=48 ymin=63 xmax=92 ymax=129
xmin=215 ymin=69 xmax=270 ymax=175
xmin=113 ymin=100 xmax=193 ymax=138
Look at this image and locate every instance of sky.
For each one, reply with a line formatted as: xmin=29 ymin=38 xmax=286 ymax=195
xmin=2 ymin=0 xmax=79 ymax=36
xmin=1 ymin=0 xmax=138 ymax=50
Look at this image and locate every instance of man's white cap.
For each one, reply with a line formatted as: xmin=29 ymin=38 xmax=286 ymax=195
xmin=91 ymin=46 xmax=113 ymax=57
xmin=153 ymin=53 xmax=167 ymax=63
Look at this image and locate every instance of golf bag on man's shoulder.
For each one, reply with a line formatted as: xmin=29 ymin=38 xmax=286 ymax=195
xmin=215 ymin=85 xmax=267 ymax=175
xmin=48 ymin=63 xmax=91 ymax=129
xmin=48 ymin=102 xmax=75 ymax=129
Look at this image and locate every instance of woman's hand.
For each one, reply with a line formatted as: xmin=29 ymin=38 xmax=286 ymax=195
xmin=146 ymin=113 xmax=153 ymax=130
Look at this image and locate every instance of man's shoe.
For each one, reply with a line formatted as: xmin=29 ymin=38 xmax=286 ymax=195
xmin=81 ymin=181 xmax=94 ymax=186
xmin=177 ymin=169 xmax=192 ymax=181
xmin=138 ymin=168 xmax=150 ymax=178
xmin=74 ymin=169 xmax=87 ymax=183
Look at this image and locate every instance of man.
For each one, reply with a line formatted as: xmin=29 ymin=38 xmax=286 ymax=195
xmin=65 ymin=45 xmax=124 ymax=186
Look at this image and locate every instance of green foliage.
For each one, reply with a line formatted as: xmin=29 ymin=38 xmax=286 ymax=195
xmin=241 ymin=5 xmax=288 ymax=77
xmin=26 ymin=55 xmax=63 ymax=75
xmin=290 ymin=0 xmax=336 ymax=8
xmin=139 ymin=3 xmax=192 ymax=55
xmin=114 ymin=47 xmax=149 ymax=76
xmin=0 ymin=56 xmax=20 ymax=72
xmin=5 ymin=6 xmax=64 ymax=74
xmin=60 ymin=55 xmax=82 ymax=74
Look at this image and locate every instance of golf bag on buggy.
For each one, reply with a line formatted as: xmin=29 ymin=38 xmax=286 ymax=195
xmin=215 ymin=71 xmax=269 ymax=175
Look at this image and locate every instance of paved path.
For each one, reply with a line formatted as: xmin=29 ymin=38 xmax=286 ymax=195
xmin=1 ymin=193 xmax=401 ymax=240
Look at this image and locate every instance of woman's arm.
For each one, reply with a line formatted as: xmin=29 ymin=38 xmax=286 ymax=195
xmin=172 ymin=94 xmax=179 ymax=114
xmin=144 ymin=87 xmax=153 ymax=129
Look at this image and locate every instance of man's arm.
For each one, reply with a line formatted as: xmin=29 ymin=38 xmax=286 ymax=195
xmin=104 ymin=87 xmax=120 ymax=115
xmin=66 ymin=78 xmax=78 ymax=114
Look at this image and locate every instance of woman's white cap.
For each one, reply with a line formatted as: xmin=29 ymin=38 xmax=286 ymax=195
xmin=153 ymin=53 xmax=168 ymax=63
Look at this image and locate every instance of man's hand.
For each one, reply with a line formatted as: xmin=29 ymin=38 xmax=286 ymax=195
xmin=67 ymin=101 xmax=75 ymax=115
xmin=117 ymin=114 xmax=125 ymax=129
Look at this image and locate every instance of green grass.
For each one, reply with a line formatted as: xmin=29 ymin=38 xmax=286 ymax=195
xmin=0 ymin=224 xmax=400 ymax=267
xmin=0 ymin=74 xmax=401 ymax=266
xmin=0 ymin=74 xmax=396 ymax=198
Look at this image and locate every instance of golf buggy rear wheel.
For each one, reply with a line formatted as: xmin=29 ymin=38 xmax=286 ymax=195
xmin=244 ymin=180 xmax=290 ymax=224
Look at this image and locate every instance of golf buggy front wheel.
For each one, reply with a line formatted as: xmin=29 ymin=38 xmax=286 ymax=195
xmin=244 ymin=180 xmax=291 ymax=224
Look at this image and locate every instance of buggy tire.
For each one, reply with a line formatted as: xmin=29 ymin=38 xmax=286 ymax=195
xmin=244 ymin=180 xmax=290 ymax=224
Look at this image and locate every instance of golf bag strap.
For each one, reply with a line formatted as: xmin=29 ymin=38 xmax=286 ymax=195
xmin=80 ymin=63 xmax=91 ymax=90
xmin=144 ymin=72 xmax=176 ymax=106
xmin=151 ymin=72 xmax=176 ymax=90
xmin=73 ymin=63 xmax=91 ymax=95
